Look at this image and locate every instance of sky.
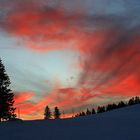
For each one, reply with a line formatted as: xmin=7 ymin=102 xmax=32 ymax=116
xmin=0 ymin=0 xmax=140 ymax=120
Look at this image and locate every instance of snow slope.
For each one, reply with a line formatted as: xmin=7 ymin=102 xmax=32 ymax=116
xmin=0 ymin=104 xmax=140 ymax=140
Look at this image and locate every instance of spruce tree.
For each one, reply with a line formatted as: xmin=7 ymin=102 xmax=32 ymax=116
xmin=44 ymin=106 xmax=52 ymax=119
xmin=97 ymin=106 xmax=105 ymax=113
xmin=86 ymin=108 xmax=91 ymax=115
xmin=134 ymin=96 xmax=140 ymax=104
xmin=118 ymin=101 xmax=126 ymax=108
xmin=54 ymin=106 xmax=61 ymax=119
xmin=0 ymin=59 xmax=16 ymax=121
xmin=92 ymin=108 xmax=96 ymax=114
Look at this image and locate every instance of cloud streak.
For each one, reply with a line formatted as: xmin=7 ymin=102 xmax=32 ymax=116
xmin=0 ymin=0 xmax=140 ymax=119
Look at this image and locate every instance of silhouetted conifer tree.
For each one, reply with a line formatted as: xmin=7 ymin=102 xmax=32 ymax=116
xmin=81 ymin=112 xmax=86 ymax=116
xmin=79 ymin=113 xmax=82 ymax=116
xmin=106 ymin=104 xmax=112 ymax=111
xmin=106 ymin=103 xmax=117 ymax=111
xmin=86 ymin=109 xmax=91 ymax=115
xmin=112 ymin=103 xmax=117 ymax=109
xmin=54 ymin=106 xmax=61 ymax=119
xmin=134 ymin=96 xmax=140 ymax=104
xmin=0 ymin=59 xmax=16 ymax=121
xmin=44 ymin=106 xmax=52 ymax=119
xmin=128 ymin=98 xmax=135 ymax=105
xmin=74 ymin=112 xmax=78 ymax=117
xmin=78 ymin=112 xmax=86 ymax=117
xmin=92 ymin=108 xmax=96 ymax=114
xmin=117 ymin=101 xmax=126 ymax=108
xmin=97 ymin=106 xmax=105 ymax=113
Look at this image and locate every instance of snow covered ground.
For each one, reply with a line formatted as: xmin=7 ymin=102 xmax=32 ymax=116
xmin=0 ymin=104 xmax=140 ymax=140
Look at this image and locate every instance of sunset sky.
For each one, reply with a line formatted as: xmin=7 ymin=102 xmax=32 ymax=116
xmin=0 ymin=0 xmax=140 ymax=120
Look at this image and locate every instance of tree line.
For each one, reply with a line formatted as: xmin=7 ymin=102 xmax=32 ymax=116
xmin=74 ymin=96 xmax=140 ymax=117
xmin=44 ymin=96 xmax=140 ymax=119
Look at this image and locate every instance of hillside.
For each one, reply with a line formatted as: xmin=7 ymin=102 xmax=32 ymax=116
xmin=0 ymin=104 xmax=140 ymax=140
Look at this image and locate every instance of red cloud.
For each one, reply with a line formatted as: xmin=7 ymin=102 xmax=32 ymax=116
xmin=2 ymin=0 xmax=140 ymax=120
xmin=4 ymin=7 xmax=80 ymax=52
xmin=101 ymin=75 xmax=140 ymax=97
xmin=14 ymin=91 xmax=34 ymax=104
xmin=48 ymin=87 xmax=97 ymax=110
xmin=13 ymin=87 xmax=97 ymax=118
xmin=78 ymin=30 xmax=140 ymax=98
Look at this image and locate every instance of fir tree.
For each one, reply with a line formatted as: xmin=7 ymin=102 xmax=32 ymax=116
xmin=118 ymin=101 xmax=126 ymax=108
xmin=44 ymin=106 xmax=52 ymax=119
xmin=134 ymin=96 xmax=140 ymax=104
xmin=92 ymin=108 xmax=96 ymax=114
xmin=86 ymin=108 xmax=91 ymax=115
xmin=128 ymin=98 xmax=135 ymax=105
xmin=54 ymin=106 xmax=61 ymax=119
xmin=0 ymin=59 xmax=16 ymax=121
xmin=106 ymin=103 xmax=117 ymax=111
xmin=97 ymin=106 xmax=105 ymax=113
xmin=81 ymin=111 xmax=86 ymax=116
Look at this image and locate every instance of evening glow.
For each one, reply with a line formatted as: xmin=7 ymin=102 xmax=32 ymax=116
xmin=0 ymin=0 xmax=140 ymax=120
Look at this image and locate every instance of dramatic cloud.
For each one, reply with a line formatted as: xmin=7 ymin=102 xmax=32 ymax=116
xmin=0 ymin=0 xmax=81 ymax=51
xmin=14 ymin=91 xmax=34 ymax=104
xmin=14 ymin=87 xmax=97 ymax=116
xmin=0 ymin=0 xmax=140 ymax=119
xmin=78 ymin=26 xmax=140 ymax=97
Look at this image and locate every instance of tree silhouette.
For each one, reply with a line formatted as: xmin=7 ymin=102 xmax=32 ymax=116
xmin=128 ymin=98 xmax=135 ymax=105
xmin=54 ymin=107 xmax=61 ymax=119
xmin=117 ymin=101 xmax=126 ymax=108
xmin=106 ymin=103 xmax=117 ymax=111
xmin=0 ymin=59 xmax=16 ymax=121
xmin=134 ymin=96 xmax=140 ymax=104
xmin=86 ymin=108 xmax=91 ymax=115
xmin=92 ymin=108 xmax=96 ymax=114
xmin=79 ymin=112 xmax=86 ymax=116
xmin=44 ymin=106 xmax=52 ymax=119
xmin=97 ymin=106 xmax=105 ymax=113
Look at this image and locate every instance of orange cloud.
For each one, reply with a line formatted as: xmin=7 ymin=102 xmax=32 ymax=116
xmin=13 ymin=86 xmax=97 ymax=118
xmin=4 ymin=7 xmax=81 ymax=52
xmin=2 ymin=0 xmax=140 ymax=120
xmin=78 ymin=30 xmax=140 ymax=98
xmin=14 ymin=91 xmax=34 ymax=104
